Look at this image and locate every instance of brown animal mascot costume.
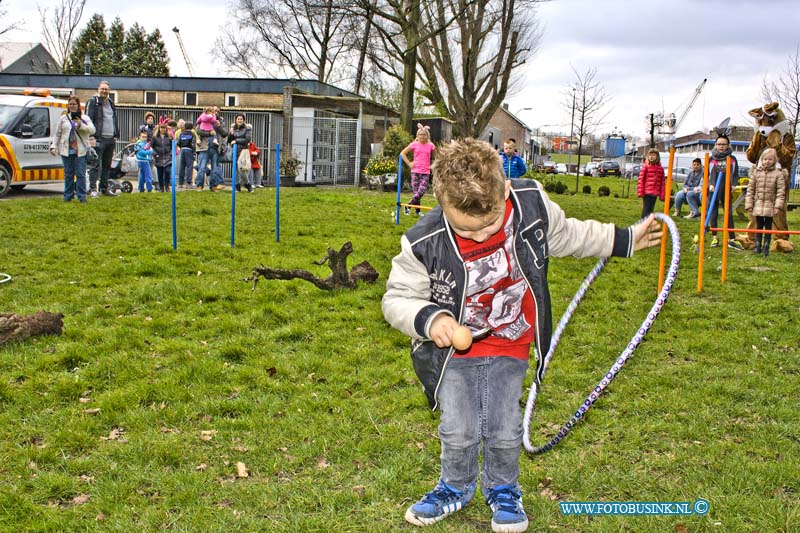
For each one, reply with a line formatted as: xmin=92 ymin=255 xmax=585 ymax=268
xmin=744 ymin=102 xmax=795 ymax=252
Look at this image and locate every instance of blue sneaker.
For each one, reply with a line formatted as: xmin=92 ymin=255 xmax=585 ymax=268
xmin=404 ymin=480 xmax=475 ymax=526
xmin=486 ymin=484 xmax=528 ymax=533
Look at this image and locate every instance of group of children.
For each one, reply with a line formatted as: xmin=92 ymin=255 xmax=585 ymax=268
xmin=131 ymin=108 xmax=264 ymax=193
xmin=637 ymin=137 xmax=787 ymax=256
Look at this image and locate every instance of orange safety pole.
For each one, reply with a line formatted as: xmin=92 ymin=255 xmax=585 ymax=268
xmin=697 ymin=153 xmax=710 ymax=293
xmin=658 ymin=146 xmax=675 ymax=291
xmin=721 ymin=157 xmax=732 ymax=284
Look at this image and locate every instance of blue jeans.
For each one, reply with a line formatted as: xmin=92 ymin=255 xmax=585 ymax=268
xmin=156 ymin=164 xmax=172 ymax=191
xmin=674 ymin=189 xmax=701 ymax=214
xmin=178 ymin=148 xmax=194 ymax=185
xmin=62 ymin=154 xmax=87 ymax=201
xmin=138 ymin=161 xmax=153 ymax=192
xmin=195 ymin=150 xmax=210 ymax=187
xmin=437 ymin=356 xmax=528 ymax=498
xmin=208 ymin=147 xmax=223 ymax=188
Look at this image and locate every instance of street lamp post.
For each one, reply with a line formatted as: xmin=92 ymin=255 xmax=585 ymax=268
xmin=569 ymin=87 xmax=578 ymax=192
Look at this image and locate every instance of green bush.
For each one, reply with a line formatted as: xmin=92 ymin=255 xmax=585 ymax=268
xmin=582 ymin=185 xmax=592 ymax=194
xmin=382 ymin=124 xmax=413 ymax=163
xmin=598 ymin=185 xmax=611 ymax=197
xmin=554 ymin=181 xmax=567 ymax=194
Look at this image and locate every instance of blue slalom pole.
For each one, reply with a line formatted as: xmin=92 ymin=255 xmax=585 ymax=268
xmin=704 ymin=170 xmax=725 ymax=233
xmin=231 ymin=144 xmax=237 ymax=248
xmin=171 ymin=139 xmax=177 ymax=251
xmin=275 ymin=143 xmax=281 ymax=243
xmin=395 ymin=154 xmax=403 ymax=225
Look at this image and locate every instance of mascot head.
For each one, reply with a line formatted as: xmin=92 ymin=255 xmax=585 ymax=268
xmin=748 ymin=102 xmax=790 ymax=137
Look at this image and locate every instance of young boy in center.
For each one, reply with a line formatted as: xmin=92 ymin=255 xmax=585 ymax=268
xmin=382 ymin=138 xmax=662 ymax=533
xmin=134 ymin=131 xmax=154 ymax=193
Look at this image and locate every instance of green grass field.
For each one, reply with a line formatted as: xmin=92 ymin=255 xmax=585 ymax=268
xmin=1 ymin=185 xmax=798 ymax=532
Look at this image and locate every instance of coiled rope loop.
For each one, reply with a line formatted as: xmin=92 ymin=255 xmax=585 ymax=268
xmin=523 ymin=213 xmax=681 ymax=454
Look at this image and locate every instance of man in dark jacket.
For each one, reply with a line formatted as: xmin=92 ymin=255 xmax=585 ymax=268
xmin=85 ymin=80 xmax=120 ymax=196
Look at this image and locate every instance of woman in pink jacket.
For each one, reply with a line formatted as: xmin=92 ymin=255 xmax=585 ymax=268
xmin=637 ymin=148 xmax=665 ymax=218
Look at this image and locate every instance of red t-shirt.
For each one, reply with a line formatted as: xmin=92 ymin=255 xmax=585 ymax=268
xmin=453 ymin=199 xmax=536 ymax=359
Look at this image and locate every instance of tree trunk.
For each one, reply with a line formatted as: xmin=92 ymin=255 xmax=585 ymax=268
xmin=0 ymin=311 xmax=64 ymax=345
xmin=247 ymin=242 xmax=379 ymax=290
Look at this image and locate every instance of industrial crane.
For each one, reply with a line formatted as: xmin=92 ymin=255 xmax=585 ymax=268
xmin=646 ymin=78 xmax=707 ymax=146
xmin=172 ymin=27 xmax=195 ymax=77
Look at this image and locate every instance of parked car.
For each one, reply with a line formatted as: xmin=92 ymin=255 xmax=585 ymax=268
xmin=584 ymin=162 xmax=599 ymax=176
xmin=556 ymin=163 xmax=567 ymax=174
xmin=541 ymin=161 xmax=557 ymax=174
xmin=624 ymin=163 xmax=641 ymax=178
xmin=597 ymin=161 xmax=621 ymax=177
xmin=668 ymin=166 xmax=690 ymax=183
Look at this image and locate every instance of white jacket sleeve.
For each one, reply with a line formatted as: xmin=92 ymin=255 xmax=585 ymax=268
xmin=382 ymin=235 xmax=449 ymax=339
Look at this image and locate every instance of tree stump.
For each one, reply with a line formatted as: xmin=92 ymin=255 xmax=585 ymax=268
xmin=0 ymin=311 xmax=64 ymax=345
xmin=246 ymin=241 xmax=379 ymax=290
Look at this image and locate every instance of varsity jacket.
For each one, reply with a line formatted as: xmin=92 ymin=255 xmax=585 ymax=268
xmin=382 ymin=179 xmax=634 ymax=409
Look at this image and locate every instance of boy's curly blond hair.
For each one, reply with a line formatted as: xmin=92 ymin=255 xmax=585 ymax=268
xmin=432 ymin=138 xmax=506 ymax=216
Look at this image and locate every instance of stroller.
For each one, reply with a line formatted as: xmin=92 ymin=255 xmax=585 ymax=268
xmin=106 ymin=143 xmax=137 ymax=194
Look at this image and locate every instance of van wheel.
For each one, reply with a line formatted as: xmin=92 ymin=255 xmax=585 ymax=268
xmin=0 ymin=165 xmax=12 ymax=197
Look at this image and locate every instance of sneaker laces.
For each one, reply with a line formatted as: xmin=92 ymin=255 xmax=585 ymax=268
xmin=421 ymin=483 xmax=463 ymax=505
xmin=487 ymin=485 xmax=522 ymax=513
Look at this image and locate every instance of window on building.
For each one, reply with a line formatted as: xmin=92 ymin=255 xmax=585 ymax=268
xmin=145 ymin=91 xmax=157 ymax=105
xmin=226 ymin=94 xmax=239 ymax=107
xmin=22 ymin=108 xmax=50 ymax=138
xmin=185 ymin=92 xmax=198 ymax=106
xmin=108 ymin=91 xmax=117 ymax=104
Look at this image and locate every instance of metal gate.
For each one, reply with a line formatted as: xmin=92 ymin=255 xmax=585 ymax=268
xmin=289 ymin=116 xmax=360 ymax=187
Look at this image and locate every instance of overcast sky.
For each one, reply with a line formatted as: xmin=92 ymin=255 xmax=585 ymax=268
xmin=4 ymin=0 xmax=800 ymax=142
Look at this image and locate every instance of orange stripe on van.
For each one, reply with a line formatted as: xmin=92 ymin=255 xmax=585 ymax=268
xmin=0 ymin=136 xmax=21 ymax=176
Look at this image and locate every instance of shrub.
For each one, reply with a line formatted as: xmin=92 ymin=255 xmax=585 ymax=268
xmin=382 ymin=125 xmax=413 ymax=162
xmin=364 ymin=154 xmax=397 ymax=176
xmin=280 ymin=152 xmax=303 ymax=177
xmin=554 ymin=181 xmax=567 ymax=194
xmin=582 ymin=185 xmax=592 ymax=194
xmin=598 ymin=185 xmax=611 ymax=197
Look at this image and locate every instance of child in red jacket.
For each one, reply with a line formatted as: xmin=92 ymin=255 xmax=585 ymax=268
xmin=637 ymin=148 xmax=665 ymax=218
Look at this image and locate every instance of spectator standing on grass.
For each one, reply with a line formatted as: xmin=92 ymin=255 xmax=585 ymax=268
xmin=745 ymin=148 xmax=786 ymax=257
xmin=209 ymin=106 xmax=228 ymax=191
xmin=500 ymin=139 xmax=526 ymax=179
xmin=673 ymin=158 xmax=703 ymax=218
xmin=85 ymin=80 xmax=119 ymax=196
xmin=637 ymin=148 xmax=665 ymax=218
xmin=50 ymin=95 xmax=95 ymax=203
xmin=138 ymin=111 xmax=156 ymax=141
xmin=194 ymin=123 xmax=211 ymax=191
xmin=152 ymin=123 xmax=173 ymax=192
xmin=382 ymin=138 xmax=663 ymax=533
xmin=229 ymin=114 xmax=253 ymax=192
xmin=248 ymin=140 xmax=263 ymax=187
xmin=134 ymin=131 xmax=154 ymax=193
xmin=706 ymin=135 xmax=742 ymax=249
xmin=401 ymin=123 xmax=435 ymax=216
xmin=176 ymin=121 xmax=197 ymax=189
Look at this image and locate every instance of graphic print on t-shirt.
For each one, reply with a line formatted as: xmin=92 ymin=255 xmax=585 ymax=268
xmin=461 ymin=213 xmax=531 ymax=341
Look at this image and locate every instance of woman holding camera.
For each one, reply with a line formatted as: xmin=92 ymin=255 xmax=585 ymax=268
xmin=50 ymin=95 xmax=96 ymax=202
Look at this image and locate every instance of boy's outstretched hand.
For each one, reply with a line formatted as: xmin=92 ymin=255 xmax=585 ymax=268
xmin=633 ymin=214 xmax=664 ymax=252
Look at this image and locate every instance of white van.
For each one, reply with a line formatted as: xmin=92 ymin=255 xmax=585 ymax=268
xmin=0 ymin=90 xmax=69 ymax=197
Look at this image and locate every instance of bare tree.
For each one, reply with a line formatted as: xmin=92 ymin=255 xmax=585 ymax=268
xmin=217 ymin=0 xmax=357 ymax=85
xmin=760 ymin=44 xmax=800 ymax=137
xmin=566 ymin=67 xmax=610 ymax=191
xmin=38 ymin=0 xmax=86 ymax=71
xmin=0 ymin=0 xmax=23 ymax=38
xmin=416 ymin=0 xmax=544 ymax=137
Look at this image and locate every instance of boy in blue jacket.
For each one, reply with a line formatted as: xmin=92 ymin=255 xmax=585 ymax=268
xmin=134 ymin=131 xmax=154 ymax=193
xmin=500 ymin=139 xmax=526 ymax=179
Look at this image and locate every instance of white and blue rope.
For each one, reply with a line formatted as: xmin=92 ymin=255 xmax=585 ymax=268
xmin=523 ymin=213 xmax=681 ymax=454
